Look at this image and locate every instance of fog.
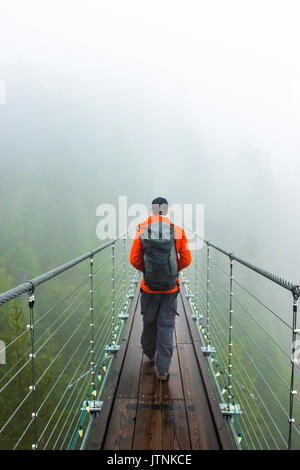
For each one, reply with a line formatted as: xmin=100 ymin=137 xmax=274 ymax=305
xmin=1 ymin=0 xmax=300 ymax=283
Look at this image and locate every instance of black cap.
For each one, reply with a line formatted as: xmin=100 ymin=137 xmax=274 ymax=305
xmin=152 ymin=197 xmax=168 ymax=215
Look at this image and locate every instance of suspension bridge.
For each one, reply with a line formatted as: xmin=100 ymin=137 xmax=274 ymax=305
xmin=0 ymin=229 xmax=299 ymax=450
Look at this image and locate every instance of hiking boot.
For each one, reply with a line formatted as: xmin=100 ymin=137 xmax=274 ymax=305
xmin=157 ymin=372 xmax=169 ymax=381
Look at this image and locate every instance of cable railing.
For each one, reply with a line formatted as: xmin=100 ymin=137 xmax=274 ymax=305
xmin=0 ymin=234 xmax=137 ymax=450
xmin=182 ymin=228 xmax=300 ymax=450
xmin=1 ymin=224 xmax=299 ymax=451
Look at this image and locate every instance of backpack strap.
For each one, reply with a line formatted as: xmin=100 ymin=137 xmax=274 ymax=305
xmin=159 ymin=219 xmax=163 ymax=239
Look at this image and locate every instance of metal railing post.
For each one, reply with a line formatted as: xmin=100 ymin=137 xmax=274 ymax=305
xmin=111 ymin=242 xmax=115 ymax=331
xmin=123 ymin=238 xmax=126 ymax=302
xmin=195 ymin=236 xmax=198 ymax=302
xmin=28 ymin=285 xmax=38 ymax=449
xmin=206 ymin=243 xmax=211 ymax=347
xmin=288 ymin=286 xmax=299 ymax=449
xmin=227 ymin=254 xmax=234 ymax=410
xmin=89 ymin=255 xmax=96 ymax=398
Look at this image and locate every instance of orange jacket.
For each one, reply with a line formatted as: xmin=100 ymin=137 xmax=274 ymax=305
xmin=130 ymin=215 xmax=192 ymax=293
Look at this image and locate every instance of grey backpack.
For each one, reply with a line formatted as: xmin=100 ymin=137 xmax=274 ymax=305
xmin=140 ymin=220 xmax=178 ymax=291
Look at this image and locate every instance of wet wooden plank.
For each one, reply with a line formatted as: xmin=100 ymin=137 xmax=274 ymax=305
xmin=153 ymin=337 xmax=184 ymax=400
xmin=180 ymin=291 xmax=233 ymax=450
xmin=103 ymin=399 xmax=137 ymax=450
xmin=175 ymin=296 xmax=192 ymax=344
xmin=90 ymin=286 xmax=140 ymax=450
xmin=180 ymin=295 xmax=203 ymax=344
xmin=139 ymin=355 xmax=156 ymax=401
xmin=162 ymin=399 xmax=191 ymax=450
xmin=178 ymin=343 xmax=220 ymax=450
xmin=132 ymin=399 xmax=162 ymax=450
xmin=192 ymin=340 xmax=233 ymax=449
xmin=116 ymin=300 xmax=143 ymax=399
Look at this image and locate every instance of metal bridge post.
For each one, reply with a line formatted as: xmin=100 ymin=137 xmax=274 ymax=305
xmin=195 ymin=236 xmax=198 ymax=304
xmin=123 ymin=238 xmax=126 ymax=304
xmin=28 ymin=285 xmax=38 ymax=449
xmin=288 ymin=287 xmax=299 ymax=450
xmin=200 ymin=243 xmax=216 ymax=355
xmin=206 ymin=243 xmax=211 ymax=348
xmin=118 ymin=237 xmax=130 ymax=321
xmin=89 ymin=256 xmax=96 ymax=398
xmin=111 ymin=242 xmax=115 ymax=331
xmin=227 ymin=254 xmax=234 ymax=410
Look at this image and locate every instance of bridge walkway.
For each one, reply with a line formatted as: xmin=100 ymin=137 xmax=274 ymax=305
xmin=90 ymin=287 xmax=233 ymax=450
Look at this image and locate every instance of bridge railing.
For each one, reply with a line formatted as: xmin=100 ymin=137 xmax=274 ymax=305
xmin=2 ymin=225 xmax=299 ymax=450
xmin=182 ymin=228 xmax=300 ymax=450
xmin=0 ymin=234 xmax=136 ymax=450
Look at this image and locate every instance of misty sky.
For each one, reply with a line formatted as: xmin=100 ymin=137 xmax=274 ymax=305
xmin=1 ymin=0 xmax=300 ymax=281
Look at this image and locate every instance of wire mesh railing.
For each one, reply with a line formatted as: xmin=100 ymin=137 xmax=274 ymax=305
xmin=0 ymin=234 xmax=137 ymax=450
xmin=182 ymin=229 xmax=300 ymax=450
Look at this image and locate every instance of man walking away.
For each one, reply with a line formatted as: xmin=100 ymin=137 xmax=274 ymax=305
xmin=130 ymin=197 xmax=192 ymax=381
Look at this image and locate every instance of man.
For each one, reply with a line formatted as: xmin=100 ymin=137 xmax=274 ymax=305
xmin=130 ymin=197 xmax=192 ymax=381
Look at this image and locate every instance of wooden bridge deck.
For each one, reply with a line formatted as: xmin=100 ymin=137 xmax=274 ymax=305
xmin=90 ymin=287 xmax=233 ymax=450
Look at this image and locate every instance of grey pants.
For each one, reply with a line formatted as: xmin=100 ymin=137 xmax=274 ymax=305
xmin=140 ymin=289 xmax=179 ymax=374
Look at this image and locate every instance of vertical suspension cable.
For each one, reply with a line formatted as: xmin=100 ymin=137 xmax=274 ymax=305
xmin=28 ymin=286 xmax=38 ymax=449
